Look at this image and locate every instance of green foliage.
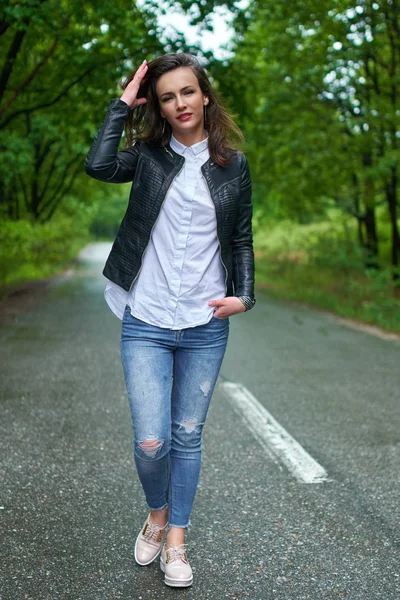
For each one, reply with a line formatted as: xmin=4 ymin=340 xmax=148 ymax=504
xmin=255 ymin=218 xmax=400 ymax=332
xmin=0 ymin=199 xmax=93 ymax=291
xmin=0 ymin=0 xmax=216 ymax=296
xmin=88 ymin=184 xmax=131 ymax=239
xmin=210 ymin=0 xmax=400 ymax=269
xmin=254 ymin=210 xmax=363 ymax=266
xmin=0 ymin=0 xmax=166 ymax=221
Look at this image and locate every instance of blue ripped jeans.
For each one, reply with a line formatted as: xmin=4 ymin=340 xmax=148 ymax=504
xmin=120 ymin=306 xmax=229 ymax=528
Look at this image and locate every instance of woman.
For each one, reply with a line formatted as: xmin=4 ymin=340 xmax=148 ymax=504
xmin=85 ymin=53 xmax=255 ymax=588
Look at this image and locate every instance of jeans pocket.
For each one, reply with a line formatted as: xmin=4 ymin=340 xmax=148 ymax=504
xmin=211 ymin=315 xmax=229 ymax=326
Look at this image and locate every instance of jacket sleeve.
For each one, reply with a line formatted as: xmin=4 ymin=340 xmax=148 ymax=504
xmin=84 ymin=98 xmax=139 ymax=183
xmin=231 ymin=153 xmax=255 ymax=303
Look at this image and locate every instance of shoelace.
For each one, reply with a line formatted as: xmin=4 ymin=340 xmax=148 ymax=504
xmin=143 ymin=520 xmax=166 ymax=542
xmin=166 ymin=543 xmax=188 ymax=563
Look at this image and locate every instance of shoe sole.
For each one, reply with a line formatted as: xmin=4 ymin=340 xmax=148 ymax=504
xmin=160 ymin=559 xmax=193 ymax=587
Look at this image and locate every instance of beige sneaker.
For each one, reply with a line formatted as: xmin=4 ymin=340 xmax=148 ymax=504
xmin=160 ymin=543 xmax=193 ymax=587
xmin=134 ymin=513 xmax=167 ymax=566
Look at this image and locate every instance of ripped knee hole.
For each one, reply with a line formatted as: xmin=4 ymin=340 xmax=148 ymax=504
xmin=139 ymin=438 xmax=164 ymax=457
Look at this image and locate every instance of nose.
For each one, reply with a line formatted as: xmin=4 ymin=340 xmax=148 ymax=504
xmin=176 ymin=94 xmax=187 ymax=111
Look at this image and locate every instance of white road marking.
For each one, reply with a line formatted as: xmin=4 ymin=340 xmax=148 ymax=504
xmin=220 ymin=381 xmax=329 ymax=484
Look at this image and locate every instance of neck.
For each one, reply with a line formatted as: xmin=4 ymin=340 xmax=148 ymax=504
xmin=172 ymin=126 xmax=207 ymax=147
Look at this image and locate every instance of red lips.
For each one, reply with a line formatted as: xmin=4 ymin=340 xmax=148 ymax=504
xmin=177 ymin=113 xmax=192 ymax=121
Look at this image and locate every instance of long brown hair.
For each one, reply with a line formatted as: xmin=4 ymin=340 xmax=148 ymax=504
xmin=120 ymin=53 xmax=243 ymax=166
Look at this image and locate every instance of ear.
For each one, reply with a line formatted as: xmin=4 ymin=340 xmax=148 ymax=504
xmin=203 ymin=96 xmax=209 ymax=106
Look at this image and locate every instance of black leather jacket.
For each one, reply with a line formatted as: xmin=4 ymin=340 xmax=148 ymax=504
xmin=84 ymin=98 xmax=255 ymax=304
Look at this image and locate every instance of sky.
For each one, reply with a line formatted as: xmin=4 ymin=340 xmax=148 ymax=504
xmin=138 ymin=1 xmax=245 ymax=60
xmin=157 ymin=6 xmax=236 ymax=59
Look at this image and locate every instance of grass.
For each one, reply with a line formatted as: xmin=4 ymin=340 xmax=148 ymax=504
xmin=255 ymin=252 xmax=400 ymax=335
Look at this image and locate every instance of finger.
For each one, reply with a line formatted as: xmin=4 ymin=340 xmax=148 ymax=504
xmin=208 ymin=298 xmax=225 ymax=307
xmin=136 ymin=61 xmax=148 ymax=77
xmin=136 ymin=65 xmax=148 ymax=78
xmin=130 ymin=63 xmax=148 ymax=89
xmin=136 ymin=59 xmax=147 ymax=71
xmin=132 ymin=72 xmax=147 ymax=88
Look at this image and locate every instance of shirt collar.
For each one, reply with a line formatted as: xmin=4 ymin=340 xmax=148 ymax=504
xmin=170 ymin=133 xmax=209 ymax=156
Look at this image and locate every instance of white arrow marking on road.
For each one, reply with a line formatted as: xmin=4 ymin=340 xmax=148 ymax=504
xmin=220 ymin=381 xmax=328 ymax=484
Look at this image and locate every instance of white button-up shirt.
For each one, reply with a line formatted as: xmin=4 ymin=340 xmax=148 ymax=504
xmin=104 ymin=134 xmax=226 ymax=329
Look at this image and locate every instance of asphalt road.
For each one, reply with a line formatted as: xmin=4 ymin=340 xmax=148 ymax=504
xmin=1 ymin=243 xmax=399 ymax=600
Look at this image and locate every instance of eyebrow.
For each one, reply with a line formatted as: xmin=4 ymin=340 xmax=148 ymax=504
xmin=159 ymin=85 xmax=195 ymax=98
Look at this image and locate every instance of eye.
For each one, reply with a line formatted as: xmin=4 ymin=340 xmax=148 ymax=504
xmin=162 ymin=96 xmax=172 ymax=102
xmin=185 ymin=89 xmax=194 ymax=95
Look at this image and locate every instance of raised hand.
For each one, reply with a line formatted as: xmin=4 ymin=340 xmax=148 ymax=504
xmin=120 ymin=60 xmax=148 ymax=109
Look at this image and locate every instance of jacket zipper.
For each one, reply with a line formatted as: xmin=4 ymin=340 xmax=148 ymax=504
xmin=128 ymin=160 xmax=184 ymax=291
xmin=216 ymin=229 xmax=228 ymax=295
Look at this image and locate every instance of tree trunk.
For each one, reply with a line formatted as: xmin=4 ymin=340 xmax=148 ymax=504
xmin=352 ymin=172 xmax=364 ymax=247
xmin=362 ymin=208 xmax=379 ymax=269
xmin=386 ymin=166 xmax=400 ymax=281
xmin=362 ymin=153 xmax=379 ymax=269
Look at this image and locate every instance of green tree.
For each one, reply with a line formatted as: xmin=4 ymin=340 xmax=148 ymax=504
xmin=212 ymin=0 xmax=399 ymax=273
xmin=0 ymin=0 xmax=164 ymax=221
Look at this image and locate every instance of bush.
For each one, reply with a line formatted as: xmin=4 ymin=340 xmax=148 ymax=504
xmin=254 ymin=216 xmax=400 ymax=332
xmin=0 ymin=199 xmax=92 ymax=293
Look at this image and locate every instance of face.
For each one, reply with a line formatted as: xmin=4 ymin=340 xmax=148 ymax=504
xmin=155 ymin=67 xmax=209 ymax=141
